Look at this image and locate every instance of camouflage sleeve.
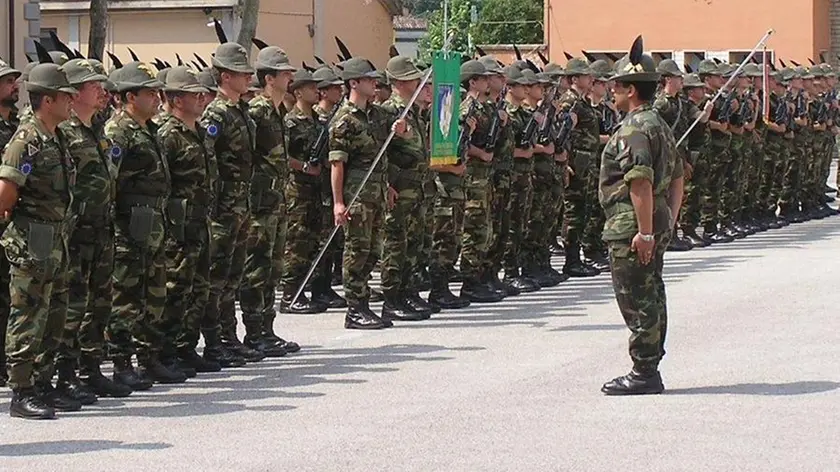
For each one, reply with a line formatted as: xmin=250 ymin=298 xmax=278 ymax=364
xmin=0 ymin=128 xmax=32 ymax=187
xmin=652 ymin=96 xmax=670 ymax=116
xmin=616 ymin=126 xmax=654 ymax=184
xmin=284 ymin=115 xmax=310 ymax=161
xmin=103 ymin=119 xmax=130 ymax=173
xmin=558 ymin=91 xmax=577 ymax=113
xmin=199 ymin=105 xmax=226 ymax=165
xmin=328 ymin=110 xmax=352 ymax=163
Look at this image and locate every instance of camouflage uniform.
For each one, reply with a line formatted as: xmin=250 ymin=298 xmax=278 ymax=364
xmin=0 ymin=103 xmax=18 ymax=384
xmin=700 ymin=91 xmax=733 ymax=234
xmin=761 ymin=90 xmax=788 ymax=217
xmin=502 ymin=101 xmax=534 ymax=280
xmin=600 ymin=103 xmax=681 ymax=383
xmin=1 ymin=98 xmax=76 ymax=393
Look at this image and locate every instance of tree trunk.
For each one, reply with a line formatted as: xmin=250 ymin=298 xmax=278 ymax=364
xmin=88 ymin=0 xmax=108 ymax=61
xmin=236 ymin=0 xmax=261 ymax=55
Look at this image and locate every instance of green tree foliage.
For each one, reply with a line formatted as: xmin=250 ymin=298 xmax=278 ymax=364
xmin=403 ymin=0 xmax=443 ymax=16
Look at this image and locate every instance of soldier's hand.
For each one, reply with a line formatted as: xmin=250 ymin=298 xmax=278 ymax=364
xmin=542 ymin=142 xmax=555 ymax=155
xmin=387 ymin=186 xmax=398 ymax=209
xmin=684 ymin=162 xmax=694 ymax=180
xmin=499 ymin=110 xmax=509 ymax=126
xmin=333 ymin=202 xmax=349 ymax=226
xmin=631 ymin=233 xmax=655 ymax=265
xmin=534 ymin=112 xmax=546 ymax=126
xmin=392 ymin=118 xmax=411 ymax=137
xmin=451 ymin=163 xmax=467 ymax=176
xmin=702 ymin=101 xmax=715 ymax=119
xmin=305 ymin=163 xmax=321 ymax=177
xmin=466 ymin=117 xmax=478 ymax=134
xmin=570 ymin=112 xmax=578 ymax=127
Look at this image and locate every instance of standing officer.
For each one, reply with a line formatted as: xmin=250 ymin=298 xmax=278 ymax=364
xmin=239 ymin=46 xmax=298 ymax=357
xmin=200 ymin=42 xmax=263 ymax=362
xmin=599 ymin=39 xmax=683 ymax=395
xmin=0 ymin=62 xmax=78 ymax=418
xmin=0 ymin=57 xmax=20 ymax=387
xmin=55 ymin=59 xmax=131 ymax=400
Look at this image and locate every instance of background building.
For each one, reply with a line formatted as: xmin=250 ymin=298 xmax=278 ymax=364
xmin=544 ymin=0 xmax=840 ymax=69
xmin=1 ymin=0 xmax=38 ymax=71
xmin=39 ymin=0 xmax=401 ymax=70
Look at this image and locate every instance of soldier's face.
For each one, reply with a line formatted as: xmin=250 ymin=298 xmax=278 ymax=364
xmin=611 ymin=81 xmax=630 ymax=112
xmin=295 ymin=83 xmax=319 ymax=105
xmin=353 ymin=77 xmax=377 ymax=98
xmin=176 ymin=92 xmax=204 ymax=117
xmin=509 ymin=84 xmax=526 ymax=101
xmin=322 ymin=85 xmax=343 ymax=103
xmin=200 ymin=91 xmax=215 ymax=110
xmin=0 ymin=74 xmax=19 ymax=106
xmin=75 ymin=81 xmax=104 ymax=110
xmin=129 ymin=88 xmax=161 ymax=119
xmin=573 ymin=74 xmax=593 ymax=92
xmin=527 ymin=83 xmax=544 ymax=101
xmin=223 ymin=71 xmax=252 ymax=95
xmin=686 ymin=87 xmax=705 ymax=102
xmin=592 ymin=80 xmax=608 ymax=96
xmin=99 ymin=90 xmax=112 ymax=110
xmin=419 ymin=83 xmax=432 ymax=106
xmin=470 ymin=76 xmax=489 ymax=94
xmin=488 ymin=74 xmax=505 ymax=93
xmin=51 ymin=91 xmax=75 ymax=121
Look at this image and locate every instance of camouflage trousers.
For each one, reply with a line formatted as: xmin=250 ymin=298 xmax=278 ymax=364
xmin=503 ymin=162 xmax=533 ymax=275
xmin=381 ymin=191 xmax=425 ymax=294
xmin=524 ymin=161 xmax=556 ymax=268
xmin=460 ymin=169 xmax=493 ymax=283
xmin=342 ymin=198 xmax=385 ymax=305
xmin=414 ymin=180 xmax=437 ymax=277
xmin=281 ymin=179 xmax=324 ymax=292
xmin=0 ymin=224 xmax=11 ymax=373
xmin=238 ymin=208 xmax=287 ymax=333
xmin=722 ymin=135 xmax=745 ymax=223
xmin=759 ymin=134 xmax=785 ymax=214
xmin=3 ymin=223 xmax=69 ymax=390
xmin=607 ymin=231 xmax=670 ymax=374
xmin=162 ymin=219 xmax=211 ymax=354
xmin=770 ymin=138 xmax=794 ymax=212
xmin=484 ymin=171 xmax=511 ymax=275
xmin=430 ymin=176 xmax=465 ymax=283
xmin=582 ymin=158 xmax=605 ymax=255
xmin=57 ymin=222 xmax=114 ymax=364
xmin=679 ymin=152 xmax=707 ymax=230
xmin=206 ymin=209 xmax=250 ymax=341
xmin=732 ymin=134 xmax=752 ymax=219
xmin=562 ymin=149 xmax=598 ymax=246
xmin=107 ymin=210 xmax=167 ymax=362
xmin=780 ymin=137 xmax=805 ymax=212
xmin=701 ymin=145 xmax=731 ymax=231
xmin=549 ymin=163 xmax=566 ymax=247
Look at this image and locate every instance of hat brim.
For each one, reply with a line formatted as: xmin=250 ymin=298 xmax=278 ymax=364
xmin=388 ymin=70 xmax=424 ymax=81
xmin=212 ymin=58 xmax=255 ymax=74
xmin=26 ymin=83 xmax=78 ymax=94
xmin=164 ymin=84 xmax=210 ymax=93
xmin=258 ymin=63 xmax=297 ymax=72
xmin=71 ymin=72 xmax=108 ymax=85
xmin=318 ymin=79 xmax=343 ymax=89
xmin=611 ymin=72 xmax=662 ymax=82
xmin=289 ymin=79 xmax=318 ymax=91
xmin=0 ymin=69 xmax=21 ymax=79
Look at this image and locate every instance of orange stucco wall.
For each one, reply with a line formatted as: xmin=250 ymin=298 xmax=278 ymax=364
xmin=545 ymin=0 xmax=827 ymax=64
xmin=0 ymin=0 xmax=29 ymax=70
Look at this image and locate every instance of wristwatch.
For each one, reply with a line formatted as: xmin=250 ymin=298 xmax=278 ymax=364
xmin=638 ymin=232 xmax=655 ymax=242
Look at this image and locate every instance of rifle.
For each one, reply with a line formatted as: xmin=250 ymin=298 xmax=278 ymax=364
xmin=553 ymin=111 xmax=575 ymax=148
xmin=456 ymin=98 xmax=479 ymax=164
xmin=520 ymin=86 xmax=558 ymax=148
xmin=304 ymin=103 xmax=341 ymax=170
xmin=485 ymin=87 xmax=508 ymax=150
xmin=536 ymin=86 xmax=561 ymax=144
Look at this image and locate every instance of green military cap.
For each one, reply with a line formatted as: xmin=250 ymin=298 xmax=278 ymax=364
xmin=0 ymin=57 xmax=20 ymax=79
xmin=504 ymin=65 xmax=532 ymax=85
xmin=376 ymin=74 xmax=390 ymax=87
xmin=564 ymin=57 xmax=592 ymax=76
xmin=719 ymin=64 xmax=736 ymax=78
xmin=611 ymin=37 xmax=660 ymax=83
xmin=25 ymin=63 xmax=78 ymax=94
xmin=682 ymin=73 xmax=704 ymax=88
xmin=780 ymin=68 xmax=796 ymax=82
xmin=289 ymin=69 xmax=318 ymax=92
xmin=740 ymin=63 xmax=762 ymax=78
xmin=313 ymin=66 xmax=343 ymax=88
xmin=19 ymin=62 xmax=39 ymax=83
xmin=386 ymin=56 xmax=424 ymax=81
xmin=478 ymin=56 xmax=504 ymax=75
xmin=511 ymin=60 xmax=529 ymax=72
xmin=212 ymin=42 xmax=254 ymax=74
xmin=536 ymin=72 xmax=553 ymax=84
xmin=105 ymin=67 xmax=122 ymax=92
xmin=49 ymin=51 xmax=70 ymax=66
xmin=460 ymin=59 xmax=492 ymax=82
xmin=198 ymin=68 xmax=218 ymax=92
xmin=793 ymin=65 xmax=814 ymax=79
xmin=156 ymin=67 xmax=171 ymax=84
xmin=808 ymin=66 xmax=824 ymax=78
xmin=697 ymin=59 xmax=720 ymax=76
xmin=543 ymin=62 xmax=565 ymax=77
xmin=589 ymin=59 xmax=613 ymax=80
xmin=164 ymin=66 xmax=209 ymax=93
xmin=820 ymin=63 xmax=835 ymax=77
xmin=340 ymin=57 xmax=378 ymax=81
xmin=116 ymin=61 xmax=163 ymax=92
xmin=88 ymin=58 xmax=115 ymax=91
xmin=520 ymin=69 xmax=542 ymax=85
xmin=61 ymin=58 xmax=108 ymax=85
xmin=655 ymin=59 xmax=682 ymax=77
xmin=255 ymin=46 xmax=296 ymax=72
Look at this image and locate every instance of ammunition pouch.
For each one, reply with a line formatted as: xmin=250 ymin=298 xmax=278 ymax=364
xmin=166 ymin=198 xmax=188 ymax=242
xmin=26 ymin=222 xmax=56 ymax=262
xmin=571 ymin=149 xmax=595 ymax=174
xmin=128 ymin=206 xmax=156 ymax=244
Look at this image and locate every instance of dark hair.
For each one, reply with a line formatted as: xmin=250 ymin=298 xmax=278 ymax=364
xmin=257 ymin=69 xmax=277 ymax=88
xmin=165 ymin=91 xmax=184 ymax=104
xmin=626 ymin=81 xmax=658 ymax=101
xmin=29 ymin=91 xmax=53 ymax=111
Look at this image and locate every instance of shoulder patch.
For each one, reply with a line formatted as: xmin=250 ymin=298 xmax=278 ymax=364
xmin=109 ymin=143 xmax=123 ymax=163
xmin=206 ymin=123 xmax=220 ymax=137
xmin=27 ymin=143 xmax=40 ymax=158
xmin=19 ymin=162 xmax=33 ymax=176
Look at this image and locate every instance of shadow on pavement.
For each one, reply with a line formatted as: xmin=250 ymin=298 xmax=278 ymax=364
xmin=665 ymin=380 xmax=840 ymax=396
xmin=0 ymin=440 xmax=172 ymax=456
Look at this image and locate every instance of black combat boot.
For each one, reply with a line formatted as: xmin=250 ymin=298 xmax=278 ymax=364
xmin=369 ymin=288 xmax=384 ymax=303
xmin=502 ymin=268 xmax=541 ymax=293
xmin=221 ymin=335 xmax=266 ymax=363
xmin=405 ymin=290 xmax=437 ymax=315
xmin=601 ymin=370 xmax=665 ymax=396
xmin=583 ymin=250 xmax=612 ymax=271
xmin=480 ymin=269 xmax=509 ymax=298
xmin=112 ymin=356 xmax=153 ymax=391
xmin=161 ymin=356 xmax=197 ymax=378
xmin=542 ymin=259 xmax=571 ymax=283
xmin=79 ymin=355 xmax=133 ymax=397
xmin=460 ymin=277 xmax=504 ymax=303
xmin=562 ymin=244 xmax=600 ymax=278
xmin=177 ymin=348 xmax=222 ymax=373
xmin=202 ymin=330 xmax=246 ymax=368
xmin=414 ymin=267 xmax=432 ymax=291
xmin=381 ymin=290 xmax=427 ymax=322
xmin=682 ymin=227 xmax=709 ymax=247
xmin=280 ymin=288 xmax=322 ymax=314
xmin=428 ymin=275 xmax=471 ymax=310
xmin=55 ymin=359 xmax=97 ymax=405
xmin=345 ymin=300 xmax=388 ymax=330
xmin=311 ymin=276 xmax=347 ymax=310
xmin=487 ymin=268 xmax=520 ymax=297
xmin=10 ymin=388 xmax=55 ymax=419
xmin=261 ymin=314 xmax=301 ymax=353
xmin=244 ymin=321 xmax=287 ymax=358
xmin=666 ymin=236 xmax=693 ymax=252
xmin=138 ymin=355 xmax=187 ymax=384
xmin=37 ymin=381 xmax=82 ymax=412
xmin=448 ymin=267 xmax=464 ymax=283
xmin=522 ymin=263 xmax=555 ymax=288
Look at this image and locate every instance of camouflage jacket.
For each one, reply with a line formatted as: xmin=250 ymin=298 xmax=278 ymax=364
xmin=328 ymin=99 xmax=389 ymax=204
xmin=157 ymin=113 xmax=217 ymax=211
xmin=0 ymin=108 xmax=20 ymax=150
xmin=653 ymin=92 xmax=703 ymax=156
xmin=248 ymin=95 xmax=287 ymax=210
xmin=59 ymin=113 xmax=115 ymax=223
xmin=461 ymin=93 xmax=494 ymax=177
xmin=201 ymin=94 xmax=256 ymax=214
xmin=285 ymin=105 xmax=321 ymax=185
xmin=17 ymin=104 xmax=32 ymax=124
xmin=599 ymin=103 xmax=682 ymax=241
xmin=104 ymin=109 xmax=171 ymax=205
xmin=703 ymin=90 xmax=732 ymax=149
xmin=380 ymin=92 xmax=428 ymax=198
xmin=559 ymin=87 xmax=600 ymax=154
xmin=506 ymin=102 xmax=533 ymax=172
xmin=0 ymin=116 xmax=76 ymax=223
xmin=315 ymin=103 xmax=336 ymax=204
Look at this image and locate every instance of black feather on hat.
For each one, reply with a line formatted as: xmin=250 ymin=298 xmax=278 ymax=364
xmin=389 ymin=45 xmax=399 ymax=58
xmin=563 ymin=51 xmax=574 ymax=61
xmin=513 ymin=44 xmax=522 ymax=61
xmin=34 ymin=41 xmax=54 ymax=64
xmin=302 ymin=62 xmax=315 ymax=73
xmin=107 ymin=52 xmax=123 ymax=69
xmin=194 ymin=53 xmax=209 ymax=68
xmin=214 ymin=19 xmax=228 ymax=44
xmin=127 ymin=47 xmax=140 ymax=62
xmin=314 ymin=55 xmax=326 ymax=65
xmin=336 ymin=37 xmax=352 ymax=61
xmin=252 ymin=38 xmax=270 ymax=50
xmin=176 ymin=53 xmax=184 ymax=66
xmin=537 ymin=51 xmax=549 ymax=66
xmin=475 ymin=46 xmax=487 ymax=58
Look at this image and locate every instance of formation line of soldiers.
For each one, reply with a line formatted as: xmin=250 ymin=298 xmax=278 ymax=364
xmin=0 ymin=31 xmax=837 ymax=417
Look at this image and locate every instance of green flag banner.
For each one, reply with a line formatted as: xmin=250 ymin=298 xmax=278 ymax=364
xmin=431 ymin=50 xmax=462 ymax=167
